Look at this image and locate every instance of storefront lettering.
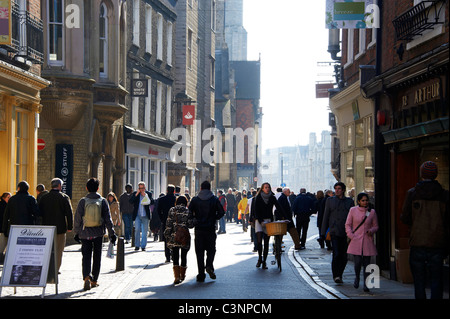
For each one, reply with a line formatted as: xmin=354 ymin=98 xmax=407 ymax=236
xmin=401 ymin=82 xmax=440 ymax=108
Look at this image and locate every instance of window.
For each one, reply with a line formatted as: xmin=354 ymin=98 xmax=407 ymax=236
xmin=128 ymin=156 xmax=139 ymax=189
xmin=355 ymin=29 xmax=366 ymax=60
xmin=156 ymin=13 xmax=163 ymax=60
xmin=15 ymin=111 xmax=29 ymax=187
xmin=145 ymin=5 xmax=152 ymax=54
xmin=156 ymin=81 xmax=162 ymax=134
xmin=187 ymin=29 xmax=193 ymax=69
xmin=99 ymin=3 xmax=108 ymax=77
xmin=166 ymin=86 xmax=172 ymax=137
xmin=48 ymin=0 xmax=64 ymax=64
xmin=144 ymin=77 xmax=151 ymax=131
xmin=167 ymin=22 xmax=173 ymax=65
xmin=149 ymin=160 xmax=157 ymax=193
xmin=131 ymin=71 xmax=139 ymax=127
xmin=133 ymin=0 xmax=140 ymax=46
xmin=344 ymin=29 xmax=354 ymax=69
xmin=211 ymin=0 xmax=216 ymax=31
xmin=210 ymin=57 xmax=215 ymax=88
xmin=346 ymin=124 xmax=353 ymax=149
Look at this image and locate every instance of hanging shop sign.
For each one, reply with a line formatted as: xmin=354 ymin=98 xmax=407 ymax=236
xmin=131 ymin=79 xmax=148 ymax=97
xmin=326 ymin=0 xmax=379 ymax=29
xmin=0 ymin=0 xmax=11 ymax=45
xmin=182 ymin=105 xmax=195 ymax=126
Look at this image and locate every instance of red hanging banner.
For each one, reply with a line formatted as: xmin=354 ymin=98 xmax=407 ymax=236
xmin=182 ymin=105 xmax=195 ymax=125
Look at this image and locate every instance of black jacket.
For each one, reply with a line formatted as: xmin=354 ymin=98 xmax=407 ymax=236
xmin=38 ymin=189 xmax=73 ymax=234
xmin=188 ymin=190 xmax=225 ymax=231
xmin=254 ymin=193 xmax=283 ymax=223
xmin=275 ymin=193 xmax=292 ymax=221
xmin=129 ymin=190 xmax=154 ymax=220
xmin=2 ymin=191 xmax=39 ymax=236
xmin=156 ymin=193 xmax=176 ymax=225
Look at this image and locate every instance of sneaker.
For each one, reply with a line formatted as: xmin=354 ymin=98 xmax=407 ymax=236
xmin=334 ymin=277 xmax=343 ymax=284
xmin=206 ymin=267 xmax=216 ymax=279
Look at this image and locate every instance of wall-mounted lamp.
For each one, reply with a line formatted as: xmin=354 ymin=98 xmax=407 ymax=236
xmin=328 ymin=29 xmax=341 ymax=61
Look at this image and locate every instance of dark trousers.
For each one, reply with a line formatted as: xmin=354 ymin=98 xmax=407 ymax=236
xmin=330 ymin=235 xmax=348 ymax=279
xmin=410 ymin=246 xmax=446 ymax=299
xmin=194 ymin=229 xmax=217 ymax=274
xmin=172 ymin=247 xmax=189 ymax=267
xmin=81 ymin=237 xmax=103 ymax=282
xmin=295 ymin=216 xmax=310 ymax=246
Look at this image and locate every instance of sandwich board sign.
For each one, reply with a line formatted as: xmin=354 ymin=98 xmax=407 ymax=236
xmin=0 ymin=225 xmax=58 ymax=298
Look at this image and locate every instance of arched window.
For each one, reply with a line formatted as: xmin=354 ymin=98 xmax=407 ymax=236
xmin=99 ymin=3 xmax=108 ymax=77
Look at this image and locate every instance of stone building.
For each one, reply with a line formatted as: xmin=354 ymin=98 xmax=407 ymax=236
xmin=169 ymin=0 xmax=216 ymax=193
xmin=38 ymin=0 xmax=127 ymax=204
xmin=124 ymin=0 xmax=177 ymax=196
xmin=0 ymin=0 xmax=49 ymax=194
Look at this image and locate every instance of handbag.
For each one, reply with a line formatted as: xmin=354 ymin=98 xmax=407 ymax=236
xmin=347 ymin=210 xmax=370 ymax=244
xmin=174 ymin=214 xmax=191 ymax=247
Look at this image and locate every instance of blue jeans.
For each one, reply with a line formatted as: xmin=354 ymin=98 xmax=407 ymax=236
xmin=409 ymin=246 xmax=446 ymax=299
xmin=134 ymin=215 xmax=149 ymax=249
xmin=122 ymin=213 xmax=133 ymax=241
xmin=218 ymin=216 xmax=226 ymax=233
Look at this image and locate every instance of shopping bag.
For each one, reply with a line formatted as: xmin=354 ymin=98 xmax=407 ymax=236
xmin=106 ymin=241 xmax=115 ymax=258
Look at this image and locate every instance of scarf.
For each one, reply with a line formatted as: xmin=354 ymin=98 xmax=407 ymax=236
xmin=260 ymin=191 xmax=272 ymax=204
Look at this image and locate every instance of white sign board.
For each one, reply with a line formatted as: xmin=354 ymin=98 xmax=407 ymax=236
xmin=0 ymin=225 xmax=57 ymax=297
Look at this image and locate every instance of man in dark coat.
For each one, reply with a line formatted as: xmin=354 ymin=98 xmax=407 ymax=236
xmin=2 ymin=181 xmax=38 ymax=237
xmin=129 ymin=182 xmax=154 ymax=251
xmin=156 ymin=184 xmax=176 ymax=262
xmin=188 ymin=181 xmax=225 ymax=282
xmin=401 ymin=161 xmax=449 ymax=299
xmin=38 ymin=178 xmax=73 ymax=272
xmin=225 ymin=188 xmax=236 ymax=223
xmin=276 ymin=187 xmax=301 ymax=250
xmin=292 ymin=188 xmax=315 ymax=249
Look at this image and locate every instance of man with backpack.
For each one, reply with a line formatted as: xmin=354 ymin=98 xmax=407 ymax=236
xmin=188 ymin=181 xmax=225 ymax=282
xmin=73 ymin=178 xmax=116 ymax=291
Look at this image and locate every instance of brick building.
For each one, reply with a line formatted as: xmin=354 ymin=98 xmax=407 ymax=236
xmin=361 ymin=0 xmax=448 ymax=279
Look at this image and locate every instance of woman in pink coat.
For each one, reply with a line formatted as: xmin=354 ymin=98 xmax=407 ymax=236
xmin=345 ymin=192 xmax=378 ymax=292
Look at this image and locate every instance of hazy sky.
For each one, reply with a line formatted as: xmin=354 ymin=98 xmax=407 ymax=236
xmin=243 ymin=0 xmax=333 ymax=151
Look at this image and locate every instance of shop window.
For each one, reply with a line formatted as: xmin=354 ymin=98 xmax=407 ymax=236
xmin=355 ymin=121 xmax=364 ymax=148
xmin=15 ymin=111 xmax=29 ymax=186
xmin=345 ymin=124 xmax=353 ymax=149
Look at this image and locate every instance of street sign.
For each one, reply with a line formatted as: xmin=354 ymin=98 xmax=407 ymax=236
xmin=37 ymin=138 xmax=46 ymax=151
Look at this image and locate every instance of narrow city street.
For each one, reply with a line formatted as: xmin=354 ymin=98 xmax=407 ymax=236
xmin=117 ymin=223 xmax=324 ymax=299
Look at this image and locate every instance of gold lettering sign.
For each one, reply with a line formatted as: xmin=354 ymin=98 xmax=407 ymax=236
xmin=402 ymin=82 xmax=440 ymax=107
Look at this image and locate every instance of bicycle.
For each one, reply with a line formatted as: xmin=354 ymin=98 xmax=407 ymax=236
xmin=265 ymin=221 xmax=288 ymax=272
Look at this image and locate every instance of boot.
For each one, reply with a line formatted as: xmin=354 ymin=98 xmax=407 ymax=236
xmin=173 ymin=266 xmax=181 ymax=284
xmin=180 ymin=266 xmax=187 ymax=282
xmin=83 ymin=276 xmax=91 ymax=291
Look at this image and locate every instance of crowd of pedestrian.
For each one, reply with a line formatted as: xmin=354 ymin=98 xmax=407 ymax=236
xmin=0 ymin=159 xmax=447 ymax=299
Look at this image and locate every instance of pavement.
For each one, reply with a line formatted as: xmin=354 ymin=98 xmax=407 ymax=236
xmin=0 ymin=220 xmax=447 ymax=300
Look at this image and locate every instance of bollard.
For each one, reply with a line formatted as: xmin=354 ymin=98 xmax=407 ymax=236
xmin=131 ymin=226 xmax=135 ymax=247
xmin=116 ymin=236 xmax=125 ymax=271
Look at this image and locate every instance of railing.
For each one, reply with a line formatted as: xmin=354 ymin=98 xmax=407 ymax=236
xmin=0 ymin=1 xmax=44 ymax=65
xmin=392 ymin=0 xmax=445 ymax=41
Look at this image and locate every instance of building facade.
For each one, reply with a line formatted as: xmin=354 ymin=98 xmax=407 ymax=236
xmin=38 ymin=0 xmax=127 ymax=205
xmin=0 ymin=0 xmax=49 ymax=195
xmin=361 ymin=0 xmax=448 ymax=279
xmin=124 ymin=0 xmax=177 ymax=196
xmin=169 ymin=0 xmax=216 ymax=193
